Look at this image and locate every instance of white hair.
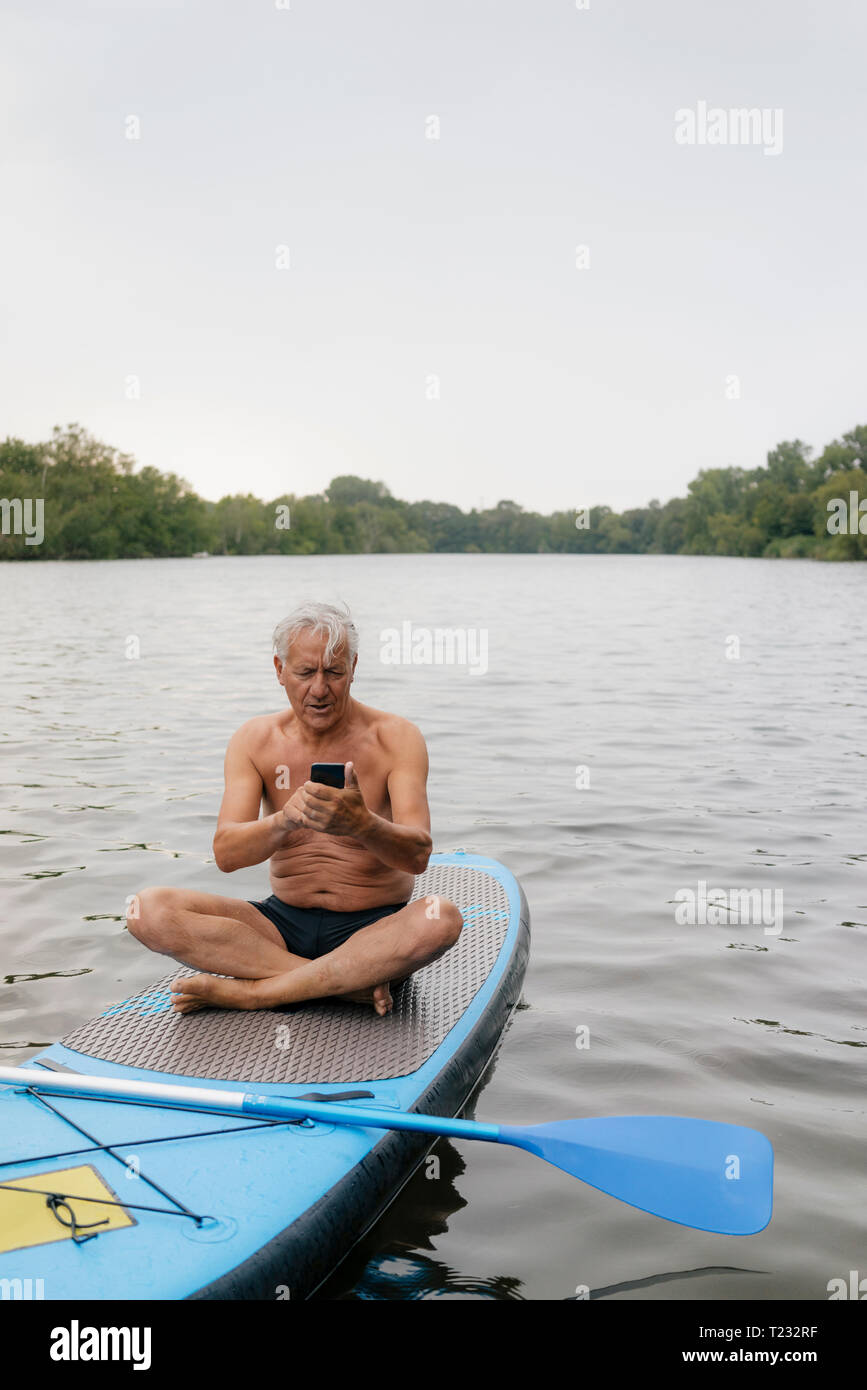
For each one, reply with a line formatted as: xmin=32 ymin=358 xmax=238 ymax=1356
xmin=272 ymin=600 xmax=359 ymax=665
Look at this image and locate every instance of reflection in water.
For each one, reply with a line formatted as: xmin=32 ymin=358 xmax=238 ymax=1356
xmin=565 ymin=1266 xmax=767 ymax=1299
xmin=324 ymin=1126 xmax=526 ymax=1301
xmin=341 ymin=1251 xmax=525 ymax=1301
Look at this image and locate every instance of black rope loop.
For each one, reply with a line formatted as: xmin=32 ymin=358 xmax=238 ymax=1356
xmin=45 ymin=1193 xmax=110 ymax=1244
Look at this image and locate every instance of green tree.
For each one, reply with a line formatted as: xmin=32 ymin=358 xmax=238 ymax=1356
xmin=326 ymin=476 xmax=391 ymax=506
xmin=4 ymin=421 xmax=867 ymax=563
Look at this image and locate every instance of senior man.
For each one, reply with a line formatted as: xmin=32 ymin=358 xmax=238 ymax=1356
xmin=127 ymin=601 xmax=462 ymax=1017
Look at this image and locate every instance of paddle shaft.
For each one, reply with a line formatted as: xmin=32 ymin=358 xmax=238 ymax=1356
xmin=0 ymin=1067 xmax=501 ymax=1143
xmin=0 ymin=1067 xmax=774 ymax=1234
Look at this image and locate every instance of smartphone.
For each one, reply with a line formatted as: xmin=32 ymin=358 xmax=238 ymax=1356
xmin=310 ymin=763 xmax=345 ymax=788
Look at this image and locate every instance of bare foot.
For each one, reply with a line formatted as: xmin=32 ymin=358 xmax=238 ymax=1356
xmin=342 ymin=981 xmax=393 ymax=1017
xmin=171 ymin=972 xmax=396 ymax=1018
xmin=170 ymin=973 xmax=286 ymax=1014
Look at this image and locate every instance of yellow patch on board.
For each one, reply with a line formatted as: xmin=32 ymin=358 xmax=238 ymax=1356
xmin=0 ymin=1165 xmax=136 ymax=1254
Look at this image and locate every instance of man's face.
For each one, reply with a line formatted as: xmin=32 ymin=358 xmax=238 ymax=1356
xmin=274 ymin=629 xmax=356 ymax=731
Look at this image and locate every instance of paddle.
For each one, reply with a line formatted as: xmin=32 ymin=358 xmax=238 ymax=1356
xmin=0 ymin=1067 xmax=773 ymax=1235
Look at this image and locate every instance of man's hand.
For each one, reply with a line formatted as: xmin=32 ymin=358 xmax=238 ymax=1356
xmin=296 ymin=762 xmax=370 ymax=838
xmin=274 ymin=784 xmax=314 ymax=836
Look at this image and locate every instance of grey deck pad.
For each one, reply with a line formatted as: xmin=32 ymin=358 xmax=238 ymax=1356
xmin=62 ymin=862 xmax=512 ymax=1083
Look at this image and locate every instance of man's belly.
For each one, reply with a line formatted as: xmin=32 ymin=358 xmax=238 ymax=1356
xmin=268 ymin=837 xmax=415 ymax=911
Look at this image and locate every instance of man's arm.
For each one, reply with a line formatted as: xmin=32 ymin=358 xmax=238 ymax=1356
xmin=293 ymin=721 xmax=433 ymax=876
xmin=353 ymin=722 xmax=432 ymax=875
xmin=212 ymin=727 xmax=303 ymax=873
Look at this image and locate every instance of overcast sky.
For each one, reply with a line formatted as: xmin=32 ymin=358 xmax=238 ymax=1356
xmin=2 ymin=0 xmax=865 ymax=513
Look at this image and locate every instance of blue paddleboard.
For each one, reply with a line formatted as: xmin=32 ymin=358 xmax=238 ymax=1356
xmin=0 ymin=853 xmax=529 ymax=1300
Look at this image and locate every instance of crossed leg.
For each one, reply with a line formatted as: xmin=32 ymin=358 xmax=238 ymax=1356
xmin=126 ymin=888 xmax=462 ymax=1018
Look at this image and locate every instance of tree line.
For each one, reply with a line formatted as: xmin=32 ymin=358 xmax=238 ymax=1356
xmin=1 ymin=423 xmax=865 ymax=561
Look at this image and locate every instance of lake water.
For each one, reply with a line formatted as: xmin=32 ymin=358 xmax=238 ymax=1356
xmin=1 ymin=553 xmax=864 ymax=1300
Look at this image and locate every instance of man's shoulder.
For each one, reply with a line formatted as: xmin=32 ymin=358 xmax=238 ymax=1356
xmin=227 ymin=711 xmax=286 ymax=751
xmin=357 ymin=703 xmax=426 ymax=753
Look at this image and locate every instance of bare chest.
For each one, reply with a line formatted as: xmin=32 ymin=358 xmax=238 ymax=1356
xmin=256 ymin=728 xmax=392 ymax=820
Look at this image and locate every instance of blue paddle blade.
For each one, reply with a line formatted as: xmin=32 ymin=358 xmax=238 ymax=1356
xmin=497 ymin=1117 xmax=773 ymax=1235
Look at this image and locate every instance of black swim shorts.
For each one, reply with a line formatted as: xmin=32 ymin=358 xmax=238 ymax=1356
xmin=247 ymin=895 xmax=409 ymax=959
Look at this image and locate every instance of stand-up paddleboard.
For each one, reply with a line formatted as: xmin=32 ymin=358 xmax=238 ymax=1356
xmin=0 ymin=852 xmax=529 ymax=1300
